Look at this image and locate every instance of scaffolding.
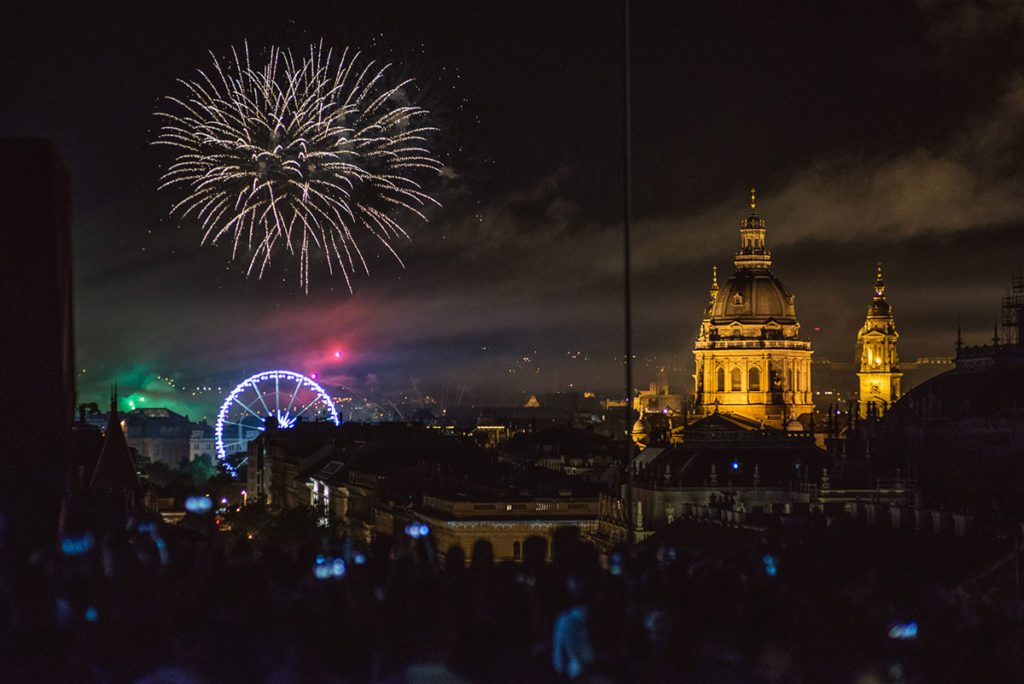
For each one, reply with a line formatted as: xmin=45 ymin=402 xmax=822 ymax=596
xmin=1002 ymin=266 xmax=1024 ymax=347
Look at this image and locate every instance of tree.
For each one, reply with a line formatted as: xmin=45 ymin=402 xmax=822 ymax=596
xmin=185 ymin=454 xmax=218 ymax=485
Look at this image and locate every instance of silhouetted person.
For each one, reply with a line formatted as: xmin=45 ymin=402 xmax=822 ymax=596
xmin=552 ymin=569 xmax=596 ymax=679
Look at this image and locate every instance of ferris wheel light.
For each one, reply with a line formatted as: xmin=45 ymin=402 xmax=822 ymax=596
xmin=275 ymin=410 xmax=297 ymax=429
xmin=311 ymin=372 xmax=319 ymax=380
xmin=214 ymin=370 xmax=341 ymax=468
xmin=334 ymin=350 xmax=343 ymax=359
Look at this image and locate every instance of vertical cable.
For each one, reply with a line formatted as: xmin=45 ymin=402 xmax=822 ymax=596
xmin=623 ymin=0 xmax=635 ymax=546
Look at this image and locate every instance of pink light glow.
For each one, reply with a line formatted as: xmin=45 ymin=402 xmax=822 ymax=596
xmin=311 ymin=372 xmax=319 ymax=380
xmin=334 ymin=350 xmax=343 ymax=359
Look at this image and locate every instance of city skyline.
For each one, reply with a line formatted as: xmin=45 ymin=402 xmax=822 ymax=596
xmin=6 ymin=4 xmax=1024 ymax=680
xmin=5 ymin=1 xmax=1024 ymax=414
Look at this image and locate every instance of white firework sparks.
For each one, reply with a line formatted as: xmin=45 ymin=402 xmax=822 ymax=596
xmin=155 ymin=42 xmax=442 ymax=292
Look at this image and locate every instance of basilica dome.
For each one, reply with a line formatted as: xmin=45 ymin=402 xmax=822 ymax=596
xmin=709 ymin=269 xmax=797 ymax=324
xmin=692 ymin=189 xmax=814 ymax=429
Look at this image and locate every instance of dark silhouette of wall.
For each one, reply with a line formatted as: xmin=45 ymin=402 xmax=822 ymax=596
xmin=0 ymin=139 xmax=75 ymax=555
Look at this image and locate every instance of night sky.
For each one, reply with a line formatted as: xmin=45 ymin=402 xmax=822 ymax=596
xmin=5 ymin=1 xmax=1024 ymax=418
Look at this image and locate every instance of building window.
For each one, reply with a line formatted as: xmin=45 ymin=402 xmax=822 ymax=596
xmin=513 ymin=541 xmax=521 ymax=560
xmin=786 ymin=368 xmax=793 ymax=390
xmin=730 ymin=367 xmax=742 ymax=392
xmin=748 ymin=366 xmax=761 ymax=391
xmin=716 ymin=367 xmax=725 ymax=392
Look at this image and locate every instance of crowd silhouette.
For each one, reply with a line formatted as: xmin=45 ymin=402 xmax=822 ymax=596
xmin=3 ymin=511 xmax=1023 ymax=682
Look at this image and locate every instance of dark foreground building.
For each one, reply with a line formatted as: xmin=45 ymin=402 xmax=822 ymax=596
xmin=0 ymin=139 xmax=75 ymax=555
xmin=872 ymin=276 xmax=1024 ymax=518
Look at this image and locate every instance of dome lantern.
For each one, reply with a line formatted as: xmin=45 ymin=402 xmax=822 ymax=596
xmin=735 ymin=186 xmax=772 ymax=270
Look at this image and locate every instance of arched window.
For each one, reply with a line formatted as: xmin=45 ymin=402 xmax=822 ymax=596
xmin=748 ymin=366 xmax=761 ymax=391
xmin=513 ymin=541 xmax=521 ymax=560
xmin=716 ymin=367 xmax=725 ymax=392
xmin=730 ymin=367 xmax=742 ymax=392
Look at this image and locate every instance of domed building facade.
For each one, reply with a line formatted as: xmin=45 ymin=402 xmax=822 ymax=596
xmin=692 ymin=190 xmax=813 ymax=429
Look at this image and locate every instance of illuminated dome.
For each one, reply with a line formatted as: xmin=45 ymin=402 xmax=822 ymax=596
xmin=709 ymin=270 xmax=797 ymax=324
xmin=692 ymin=189 xmax=814 ymax=429
xmin=706 ymin=189 xmax=798 ymax=327
xmin=631 ymin=415 xmax=650 ymax=447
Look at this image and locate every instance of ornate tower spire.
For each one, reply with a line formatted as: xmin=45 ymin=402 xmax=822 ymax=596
xmin=735 ymin=187 xmax=771 ymax=270
xmin=857 ymin=263 xmax=901 ymax=419
xmin=702 ymin=265 xmax=720 ymax=320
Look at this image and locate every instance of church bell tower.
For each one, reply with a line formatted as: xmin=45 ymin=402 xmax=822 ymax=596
xmin=856 ymin=263 xmax=902 ymax=418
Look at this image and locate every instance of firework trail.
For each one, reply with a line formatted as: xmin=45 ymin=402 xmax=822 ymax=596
xmin=155 ymin=42 xmax=442 ymax=292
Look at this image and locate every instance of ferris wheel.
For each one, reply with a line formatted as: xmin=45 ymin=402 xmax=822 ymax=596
xmin=214 ymin=370 xmax=341 ymax=464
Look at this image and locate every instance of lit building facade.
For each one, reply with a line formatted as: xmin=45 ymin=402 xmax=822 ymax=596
xmin=409 ymin=494 xmax=598 ymax=562
xmin=693 ymin=190 xmax=813 ymax=429
xmin=123 ymin=408 xmax=191 ymax=466
xmin=856 ymin=263 xmax=901 ymax=418
xmin=189 ymin=426 xmax=216 ymax=463
xmin=636 ymin=367 xmax=684 ymax=416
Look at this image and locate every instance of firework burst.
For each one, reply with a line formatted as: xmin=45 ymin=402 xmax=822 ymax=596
xmin=155 ymin=42 xmax=442 ymax=292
